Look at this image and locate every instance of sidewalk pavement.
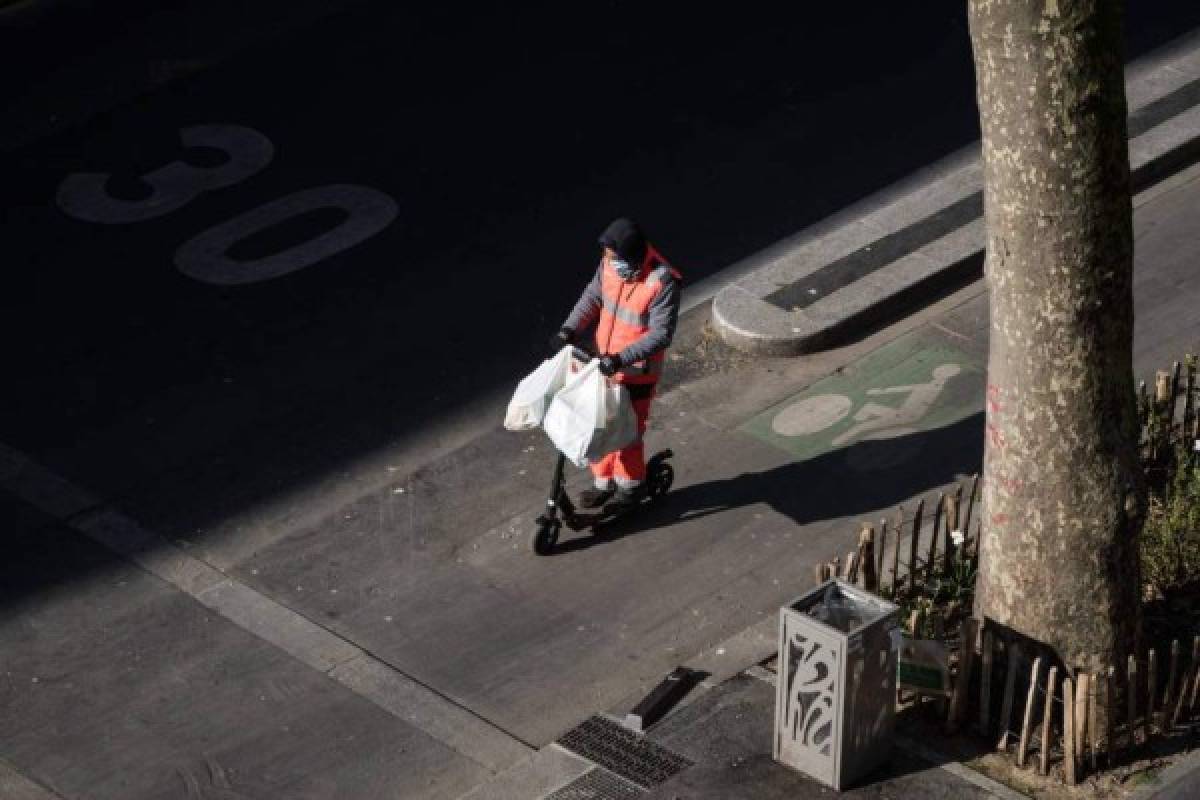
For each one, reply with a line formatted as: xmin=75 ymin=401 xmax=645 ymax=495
xmin=457 ymin=160 xmax=1200 ymax=800
xmin=712 ymin=28 xmax=1200 ymax=355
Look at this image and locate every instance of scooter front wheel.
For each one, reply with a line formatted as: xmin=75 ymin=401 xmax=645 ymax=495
xmin=533 ymin=520 xmax=561 ymax=555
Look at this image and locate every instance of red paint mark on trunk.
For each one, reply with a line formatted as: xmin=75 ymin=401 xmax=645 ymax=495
xmin=987 ymin=384 xmax=1005 ymax=414
xmin=986 ymin=423 xmax=1007 ymax=449
xmin=995 ymin=475 xmax=1023 ymax=493
xmin=991 ymin=513 xmax=1010 ymax=526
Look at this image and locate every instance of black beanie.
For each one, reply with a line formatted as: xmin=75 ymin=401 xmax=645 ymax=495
xmin=598 ymin=217 xmax=647 ymax=265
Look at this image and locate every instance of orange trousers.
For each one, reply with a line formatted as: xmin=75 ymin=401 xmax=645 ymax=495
xmin=590 ymin=389 xmax=654 ymax=488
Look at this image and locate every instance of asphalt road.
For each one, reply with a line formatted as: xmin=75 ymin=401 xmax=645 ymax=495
xmin=3 ymin=4 xmax=1200 ymax=798
xmin=2 ymin=1 xmax=1197 ymax=532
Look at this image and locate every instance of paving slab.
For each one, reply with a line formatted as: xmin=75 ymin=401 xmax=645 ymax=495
xmin=0 ymin=514 xmax=489 ymax=800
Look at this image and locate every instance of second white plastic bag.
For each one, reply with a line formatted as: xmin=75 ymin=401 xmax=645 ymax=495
xmin=543 ymin=361 xmax=638 ymax=466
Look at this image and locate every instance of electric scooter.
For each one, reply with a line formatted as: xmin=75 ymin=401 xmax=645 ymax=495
xmin=532 ymin=347 xmax=675 ymax=555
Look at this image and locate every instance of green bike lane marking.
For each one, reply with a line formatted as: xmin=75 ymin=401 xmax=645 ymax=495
xmin=740 ymin=333 xmax=985 ymax=466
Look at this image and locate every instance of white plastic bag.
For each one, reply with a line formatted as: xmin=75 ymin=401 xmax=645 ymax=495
xmin=543 ymin=360 xmax=606 ymax=466
xmin=504 ymin=346 xmax=573 ymax=431
xmin=543 ymin=361 xmax=639 ymax=466
xmin=585 ymin=381 xmax=638 ymax=463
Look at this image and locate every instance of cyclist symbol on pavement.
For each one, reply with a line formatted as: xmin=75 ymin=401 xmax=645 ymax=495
xmin=770 ymin=363 xmax=963 ymax=448
xmin=830 ymin=364 xmax=962 ymax=446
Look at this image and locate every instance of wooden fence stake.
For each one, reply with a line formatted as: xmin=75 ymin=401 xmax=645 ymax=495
xmin=1169 ymin=361 xmax=1182 ymax=420
xmin=1039 ymin=666 xmax=1058 ymax=776
xmin=860 ymin=526 xmax=877 ymax=592
xmin=997 ymin=643 xmax=1022 ymax=751
xmin=1189 ymin=636 xmax=1200 ymax=714
xmin=909 ymin=499 xmax=924 ymax=594
xmin=1105 ymin=667 xmax=1115 ymax=765
xmin=1063 ymin=675 xmax=1077 ymax=785
xmin=1184 ymin=362 xmax=1195 ymax=438
xmin=1164 ymin=640 xmax=1180 ymax=728
xmin=1074 ymin=672 xmax=1090 ymax=765
xmin=978 ymin=629 xmax=994 ymax=736
xmin=891 ymin=506 xmax=903 ymax=598
xmin=1128 ymin=655 xmax=1139 ymax=748
xmin=1147 ymin=648 xmax=1158 ymax=739
xmin=1017 ymin=656 xmax=1043 ymax=767
xmin=876 ymin=519 xmax=888 ymax=590
xmin=947 ymin=618 xmax=978 ymax=732
xmin=927 ymin=492 xmax=945 ymax=583
xmin=963 ymin=473 xmax=979 ymax=551
xmin=1155 ymin=370 xmax=1171 ymax=405
xmin=1088 ymin=672 xmax=1100 ymax=771
xmin=1172 ymin=668 xmax=1190 ymax=729
xmin=812 ymin=564 xmax=827 ymax=587
xmin=844 ymin=550 xmax=858 ymax=582
xmin=944 ymin=487 xmax=961 ymax=574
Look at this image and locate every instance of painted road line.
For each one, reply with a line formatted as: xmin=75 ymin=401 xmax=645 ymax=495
xmin=0 ymin=441 xmax=532 ymax=774
xmin=740 ymin=331 xmax=984 ymax=469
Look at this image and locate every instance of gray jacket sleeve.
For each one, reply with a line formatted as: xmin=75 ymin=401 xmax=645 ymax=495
xmin=563 ymin=264 xmax=603 ymax=332
xmin=618 ymin=274 xmax=680 ymax=366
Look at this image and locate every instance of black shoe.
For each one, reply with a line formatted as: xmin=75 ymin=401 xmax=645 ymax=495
xmin=579 ymin=487 xmax=615 ymax=508
xmin=603 ymin=487 xmax=642 ymax=514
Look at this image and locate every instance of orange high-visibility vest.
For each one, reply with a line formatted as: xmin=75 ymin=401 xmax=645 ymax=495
xmin=596 ymin=246 xmax=681 ymax=384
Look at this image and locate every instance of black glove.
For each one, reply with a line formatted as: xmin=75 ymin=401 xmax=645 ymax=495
xmin=598 ymin=354 xmax=622 ymax=377
xmin=549 ymin=327 xmax=574 ymax=355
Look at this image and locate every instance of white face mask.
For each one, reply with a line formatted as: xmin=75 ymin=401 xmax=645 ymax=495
xmin=611 ymin=255 xmax=637 ymax=280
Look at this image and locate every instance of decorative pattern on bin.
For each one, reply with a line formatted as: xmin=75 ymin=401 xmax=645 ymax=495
xmin=782 ymin=629 xmax=838 ymax=758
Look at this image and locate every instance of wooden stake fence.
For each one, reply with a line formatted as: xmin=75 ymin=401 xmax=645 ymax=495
xmin=956 ymin=631 xmax=1200 ymax=785
xmin=817 ymin=475 xmax=984 ymax=603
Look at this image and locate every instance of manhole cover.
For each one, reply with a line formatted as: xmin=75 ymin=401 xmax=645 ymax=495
xmin=546 ymin=768 xmax=644 ymax=800
xmin=557 ymin=715 xmax=692 ymax=790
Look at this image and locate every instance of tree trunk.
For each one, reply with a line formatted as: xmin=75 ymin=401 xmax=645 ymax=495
xmin=969 ymin=0 xmax=1143 ymax=673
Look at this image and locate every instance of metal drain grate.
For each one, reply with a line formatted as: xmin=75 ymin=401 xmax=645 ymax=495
xmin=546 ymin=768 xmax=644 ymax=800
xmin=556 ymin=715 xmax=692 ymax=790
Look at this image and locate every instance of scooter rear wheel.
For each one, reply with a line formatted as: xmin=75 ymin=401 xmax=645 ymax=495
xmin=533 ymin=520 xmax=560 ymax=555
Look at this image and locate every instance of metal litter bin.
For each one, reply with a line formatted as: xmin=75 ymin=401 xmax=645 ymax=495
xmin=774 ymin=579 xmax=900 ymax=790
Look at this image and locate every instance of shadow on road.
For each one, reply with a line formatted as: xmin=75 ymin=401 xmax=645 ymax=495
xmin=552 ymin=413 xmax=985 ymax=554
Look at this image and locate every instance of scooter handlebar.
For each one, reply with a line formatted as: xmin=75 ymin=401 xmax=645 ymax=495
xmin=570 ymin=344 xmax=597 ymax=363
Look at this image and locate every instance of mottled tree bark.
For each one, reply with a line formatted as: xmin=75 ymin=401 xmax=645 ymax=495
xmin=969 ymin=0 xmax=1143 ymax=672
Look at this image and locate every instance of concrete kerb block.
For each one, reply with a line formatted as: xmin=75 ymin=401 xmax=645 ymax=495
xmin=713 ymin=32 xmax=1200 ymax=358
xmin=737 ymin=218 xmax=885 ymax=297
xmin=712 ymin=286 xmax=824 ymax=356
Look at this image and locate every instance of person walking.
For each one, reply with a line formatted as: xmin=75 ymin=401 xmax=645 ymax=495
xmin=551 ymin=218 xmax=681 ymax=512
